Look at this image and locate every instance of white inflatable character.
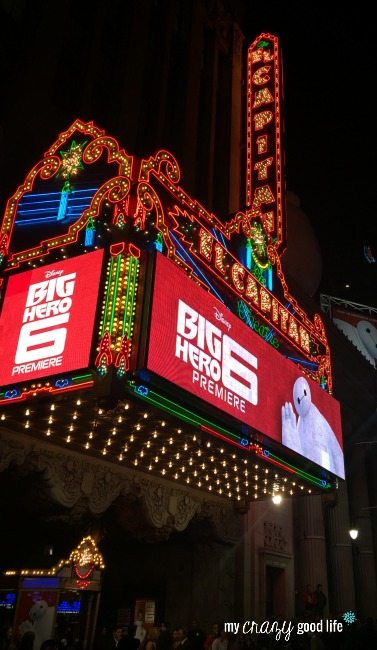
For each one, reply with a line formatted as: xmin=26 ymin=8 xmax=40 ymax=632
xmin=333 ymin=317 xmax=377 ymax=367
xmin=29 ymin=600 xmax=55 ymax=650
xmin=356 ymin=320 xmax=377 ymax=362
xmin=282 ymin=376 xmax=344 ymax=478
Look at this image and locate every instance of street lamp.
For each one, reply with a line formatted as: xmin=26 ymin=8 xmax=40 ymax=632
xmin=349 ymin=529 xmax=359 ymax=540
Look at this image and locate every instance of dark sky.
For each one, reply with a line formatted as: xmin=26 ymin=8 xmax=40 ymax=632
xmin=0 ymin=1 xmax=376 ymax=306
xmin=246 ymin=2 xmax=377 ymax=306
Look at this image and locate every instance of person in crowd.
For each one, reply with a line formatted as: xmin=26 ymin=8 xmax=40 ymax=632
xmin=175 ymin=628 xmax=190 ymax=650
xmin=187 ymin=622 xmax=205 ymax=650
xmin=40 ymin=640 xmax=59 ymax=650
xmin=141 ymin=628 xmax=160 ymax=650
xmin=204 ymin=624 xmax=219 ymax=650
xmin=0 ymin=627 xmax=17 ymax=650
xmin=211 ymin=629 xmax=228 ymax=650
xmin=171 ymin=629 xmax=181 ymax=650
xmin=102 ymin=627 xmax=126 ymax=650
xmin=18 ymin=632 xmax=35 ymax=650
xmin=313 ymin=584 xmax=326 ymax=618
xmin=94 ymin=626 xmax=110 ymax=650
xmin=355 ymin=617 xmax=377 ymax=649
xmin=302 ymin=585 xmax=314 ymax=617
xmin=155 ymin=623 xmax=170 ymax=650
xmin=122 ymin=626 xmax=139 ymax=650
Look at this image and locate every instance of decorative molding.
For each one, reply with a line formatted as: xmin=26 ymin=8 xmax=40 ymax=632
xmin=0 ymin=430 xmax=237 ymax=540
xmin=199 ymin=502 xmax=243 ymax=543
xmin=264 ymin=521 xmax=288 ymax=552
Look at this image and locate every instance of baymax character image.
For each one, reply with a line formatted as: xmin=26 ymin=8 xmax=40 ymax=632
xmin=19 ymin=600 xmax=55 ymax=650
xmin=281 ymin=376 xmax=344 ymax=478
xmin=333 ymin=317 xmax=377 ymax=367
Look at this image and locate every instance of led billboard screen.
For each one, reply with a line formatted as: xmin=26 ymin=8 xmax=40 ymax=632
xmin=0 ymin=249 xmax=103 ymax=385
xmin=146 ymin=254 xmax=344 ymax=478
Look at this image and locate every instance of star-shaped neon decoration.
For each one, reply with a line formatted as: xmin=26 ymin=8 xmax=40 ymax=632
xmin=257 ymin=39 xmax=271 ymax=49
xmin=250 ymin=222 xmax=269 ymax=269
xmin=59 ymin=140 xmax=87 ymax=179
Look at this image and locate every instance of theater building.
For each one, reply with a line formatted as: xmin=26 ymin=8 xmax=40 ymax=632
xmin=0 ymin=6 xmax=376 ymax=642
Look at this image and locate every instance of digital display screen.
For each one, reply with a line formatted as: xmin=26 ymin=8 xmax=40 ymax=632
xmin=0 ymin=593 xmax=16 ymax=609
xmin=0 ymin=249 xmax=103 ymax=385
xmin=56 ymin=599 xmax=81 ymax=614
xmin=146 ymin=254 xmax=344 ymax=478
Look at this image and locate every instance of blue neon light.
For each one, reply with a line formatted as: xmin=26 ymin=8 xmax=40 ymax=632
xmin=21 ymin=578 xmax=60 ymax=589
xmin=15 ymin=187 xmax=98 ymax=227
xmin=285 ymin=356 xmax=319 ymax=370
xmin=267 ymin=266 xmax=273 ymax=291
xmin=170 ymin=232 xmax=225 ymax=303
xmin=4 ymin=389 xmax=20 ymax=399
xmin=245 ymin=241 xmax=252 ymax=270
xmin=211 ymin=227 xmax=228 ymax=249
xmin=136 ymin=385 xmax=149 ymax=396
xmin=57 ymin=191 xmax=70 ymax=222
xmin=55 ymin=378 xmax=71 ymax=388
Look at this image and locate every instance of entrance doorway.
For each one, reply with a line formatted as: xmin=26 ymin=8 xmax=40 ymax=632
xmin=265 ymin=566 xmax=285 ymax=618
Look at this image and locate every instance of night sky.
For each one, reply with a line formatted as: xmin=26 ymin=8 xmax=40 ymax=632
xmin=0 ymin=1 xmax=376 ymax=306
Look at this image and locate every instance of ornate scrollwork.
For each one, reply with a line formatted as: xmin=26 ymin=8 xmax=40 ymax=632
xmin=139 ymin=151 xmax=180 ymax=184
xmin=39 ymin=156 xmax=61 ymax=180
xmin=88 ymin=470 xmax=122 ymax=514
xmin=174 ymin=494 xmax=200 ymax=531
xmin=83 ymin=137 xmax=132 ymax=177
xmin=199 ymin=502 xmax=243 ymax=543
xmin=0 ymin=437 xmax=31 ymax=472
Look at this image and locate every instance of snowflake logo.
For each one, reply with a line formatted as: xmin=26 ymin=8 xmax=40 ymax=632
xmin=342 ymin=610 xmax=357 ymax=625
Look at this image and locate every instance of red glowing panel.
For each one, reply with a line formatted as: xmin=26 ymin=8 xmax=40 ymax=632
xmin=147 ymin=255 xmax=344 ymax=478
xmin=0 ymin=249 xmax=103 ymax=384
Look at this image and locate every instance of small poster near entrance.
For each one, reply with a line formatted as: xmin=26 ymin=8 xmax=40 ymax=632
xmin=134 ymin=598 xmax=156 ymax=633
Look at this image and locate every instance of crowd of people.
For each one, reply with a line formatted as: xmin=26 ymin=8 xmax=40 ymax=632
xmin=2 ymin=613 xmax=377 ymax=650
xmin=92 ymin=617 xmax=377 ymax=650
xmin=301 ymin=585 xmax=327 ymax=619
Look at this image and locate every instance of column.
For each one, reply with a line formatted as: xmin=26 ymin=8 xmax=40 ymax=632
xmin=325 ymin=481 xmax=356 ymax=614
xmin=294 ymin=495 xmax=328 ymax=610
xmin=348 ymin=446 xmax=377 ymax=618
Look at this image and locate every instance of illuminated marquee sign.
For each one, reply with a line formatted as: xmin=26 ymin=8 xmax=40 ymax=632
xmin=0 ymin=249 xmax=103 ymax=385
xmin=196 ymin=225 xmax=311 ymax=352
xmin=246 ymin=34 xmax=284 ymax=247
xmin=146 ymin=254 xmax=344 ymax=478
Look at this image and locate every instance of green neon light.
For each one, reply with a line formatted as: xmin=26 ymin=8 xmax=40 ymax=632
xmin=128 ymin=257 xmax=138 ymax=338
xmin=109 ymin=255 xmax=122 ymax=332
xmin=148 ymin=388 xmax=326 ymax=483
xmin=122 ymin=256 xmax=133 ymax=337
xmin=101 ymin=257 xmax=114 ymax=336
xmin=268 ymin=451 xmax=331 ymax=488
xmin=130 ymin=382 xmax=330 ymax=488
xmin=129 ymin=382 xmax=241 ymax=442
xmin=71 ymin=373 xmax=93 ymax=381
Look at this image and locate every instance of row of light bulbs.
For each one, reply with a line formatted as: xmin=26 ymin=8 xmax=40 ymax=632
xmin=1 ymin=396 xmax=316 ymax=501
